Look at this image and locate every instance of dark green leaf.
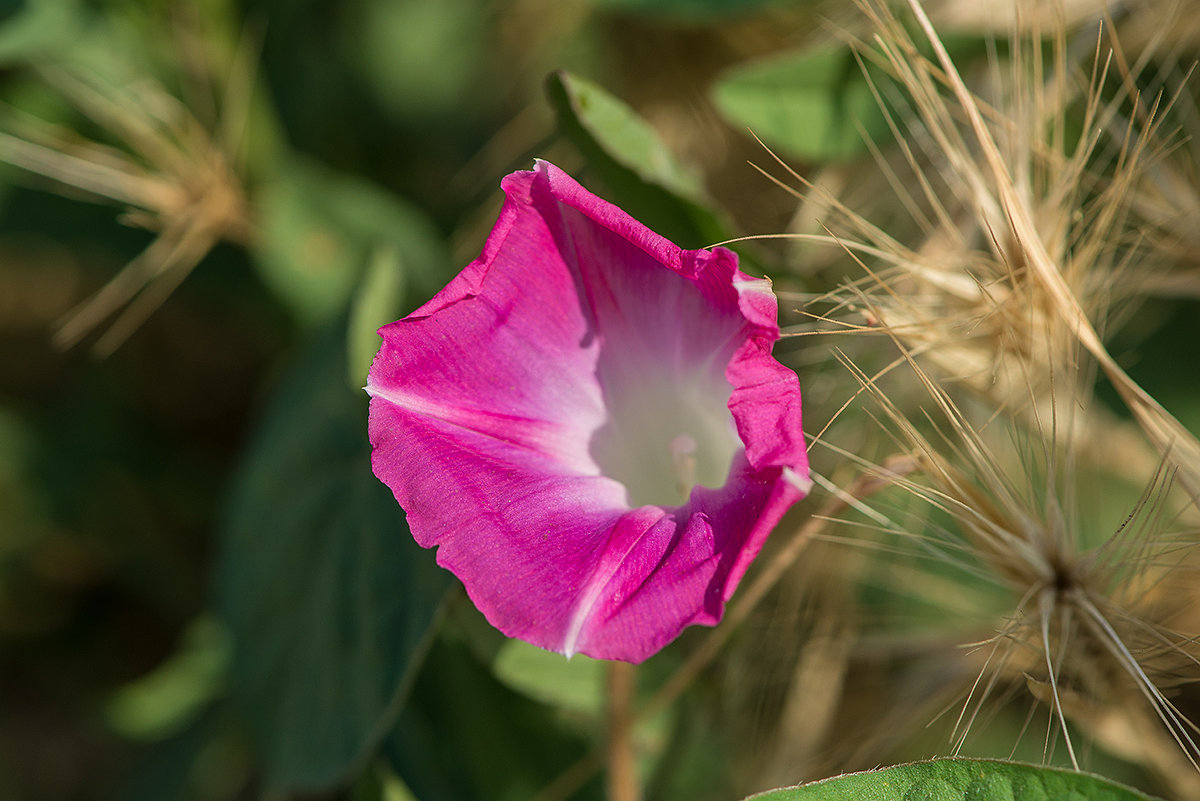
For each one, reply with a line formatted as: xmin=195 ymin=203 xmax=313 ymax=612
xmin=217 ymin=326 xmax=451 ymax=792
xmin=0 ymin=0 xmax=24 ymax=23
xmin=712 ymin=44 xmax=891 ymax=163
xmin=745 ymin=758 xmax=1163 ymax=801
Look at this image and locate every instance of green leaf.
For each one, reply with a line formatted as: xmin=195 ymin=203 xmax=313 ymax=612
xmin=712 ymin=43 xmax=890 ymax=163
xmin=253 ymin=157 xmax=449 ymax=328
xmin=346 ymin=244 xmax=408 ymax=390
xmin=105 ymin=616 xmax=230 ymax=741
xmin=0 ymin=0 xmax=82 ymax=61
xmin=745 ymin=758 xmax=1163 ymax=801
xmin=551 ymin=70 xmax=706 ymax=201
xmin=385 ymin=639 xmax=603 ymax=801
xmin=546 ymin=69 xmax=731 ymax=249
xmin=491 ymin=638 xmax=605 ymax=716
xmin=216 ymin=325 xmax=451 ymax=792
xmin=343 ymin=0 xmax=487 ymax=121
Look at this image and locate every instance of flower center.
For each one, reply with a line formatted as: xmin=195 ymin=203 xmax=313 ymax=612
xmin=589 ymin=376 xmax=739 ymax=509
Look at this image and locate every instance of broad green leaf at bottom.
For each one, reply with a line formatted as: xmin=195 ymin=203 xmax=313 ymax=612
xmin=746 ymin=758 xmax=1162 ymax=801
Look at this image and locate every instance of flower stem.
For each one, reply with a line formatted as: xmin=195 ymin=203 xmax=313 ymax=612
xmin=606 ymin=661 xmax=641 ymax=801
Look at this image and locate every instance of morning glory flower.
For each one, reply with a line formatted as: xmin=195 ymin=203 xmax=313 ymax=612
xmin=366 ymin=161 xmax=809 ymax=663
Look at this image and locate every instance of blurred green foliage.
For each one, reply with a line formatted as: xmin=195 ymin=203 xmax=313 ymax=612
xmin=0 ymin=1 xmax=1197 ymax=800
xmin=0 ymin=1 xmax=773 ymax=798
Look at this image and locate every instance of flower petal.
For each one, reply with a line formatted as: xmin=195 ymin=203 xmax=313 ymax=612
xmin=565 ymin=452 xmax=803 ymax=661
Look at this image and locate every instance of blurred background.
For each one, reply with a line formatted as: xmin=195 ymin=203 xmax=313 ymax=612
xmin=2 ymin=0 xmax=1199 ymax=800
xmin=0 ymin=2 xmax=826 ymax=798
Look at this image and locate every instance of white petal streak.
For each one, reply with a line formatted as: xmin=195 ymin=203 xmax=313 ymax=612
xmin=366 ymin=383 xmax=596 ymax=474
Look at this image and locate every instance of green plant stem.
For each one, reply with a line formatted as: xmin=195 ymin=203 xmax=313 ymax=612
xmin=607 ymin=661 xmax=641 ymax=801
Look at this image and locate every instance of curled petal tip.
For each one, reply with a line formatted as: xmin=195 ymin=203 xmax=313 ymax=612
xmin=783 ymin=466 xmax=814 ymax=495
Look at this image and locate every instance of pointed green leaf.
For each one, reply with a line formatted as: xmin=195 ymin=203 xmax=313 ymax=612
xmin=551 ymin=70 xmax=706 ymax=201
xmin=547 ymin=69 xmax=731 ymax=249
xmin=745 ymin=758 xmax=1162 ymax=801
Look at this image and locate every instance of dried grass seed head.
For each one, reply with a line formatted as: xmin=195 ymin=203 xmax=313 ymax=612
xmin=0 ymin=27 xmax=257 ymax=356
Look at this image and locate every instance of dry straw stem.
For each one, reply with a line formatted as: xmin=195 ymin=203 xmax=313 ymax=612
xmin=0 ymin=27 xmax=257 ymax=356
xmin=1096 ymin=0 xmax=1200 ymax=291
xmin=929 ymin=0 xmax=1200 ymax=279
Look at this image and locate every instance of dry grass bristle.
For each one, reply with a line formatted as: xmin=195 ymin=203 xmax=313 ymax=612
xmin=824 ymin=329 xmax=1200 ymax=790
xmin=0 ymin=27 xmax=257 ymax=356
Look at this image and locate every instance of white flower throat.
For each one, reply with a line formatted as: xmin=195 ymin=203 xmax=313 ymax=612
xmin=590 ymin=375 xmax=738 ymax=509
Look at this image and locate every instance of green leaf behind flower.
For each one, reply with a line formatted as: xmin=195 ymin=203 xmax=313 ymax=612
xmin=491 ymin=638 xmax=606 ymax=716
xmin=253 ymin=157 xmax=449 ymax=329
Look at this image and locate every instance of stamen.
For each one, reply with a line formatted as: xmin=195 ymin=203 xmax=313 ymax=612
xmin=671 ymin=434 xmax=698 ymax=501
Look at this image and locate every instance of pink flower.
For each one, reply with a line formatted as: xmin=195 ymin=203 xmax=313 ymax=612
xmin=366 ymin=161 xmax=809 ymax=662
